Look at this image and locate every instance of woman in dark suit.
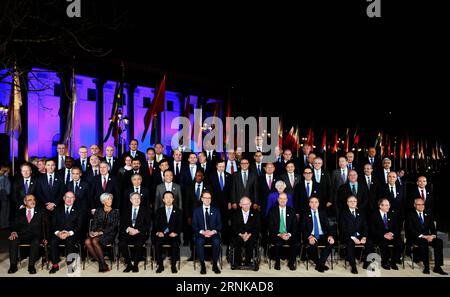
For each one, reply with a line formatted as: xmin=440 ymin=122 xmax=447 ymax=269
xmin=84 ymin=193 xmax=120 ymax=272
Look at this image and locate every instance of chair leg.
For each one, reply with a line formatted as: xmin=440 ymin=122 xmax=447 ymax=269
xmin=193 ymin=245 xmax=196 ymax=270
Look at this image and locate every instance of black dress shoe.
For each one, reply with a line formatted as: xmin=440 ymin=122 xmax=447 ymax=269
xmin=433 ymin=267 xmax=448 ymax=275
xmin=289 ymin=264 xmax=296 ymax=271
xmin=123 ymin=265 xmax=133 ymax=273
xmin=132 ymin=265 xmax=139 ymax=273
xmin=323 ymin=265 xmax=329 ymax=271
xmin=382 ymin=263 xmax=391 ymax=270
xmin=156 ymin=266 xmax=164 ymax=273
xmin=200 ymin=263 xmax=207 ymax=275
xmin=49 ymin=266 xmax=59 ymax=274
xmin=274 ymin=262 xmax=281 ymax=270
xmin=423 ymin=268 xmax=430 ymax=274
xmin=28 ymin=267 xmax=37 ymax=274
xmin=171 ymin=266 xmax=178 ymax=273
xmin=362 ymin=262 xmax=370 ymax=269
xmin=212 ymin=265 xmax=221 ymax=274
xmin=186 ymin=256 xmax=194 ymax=261
xmin=390 ymin=263 xmax=399 ymax=270
xmin=315 ymin=265 xmax=325 ymax=273
xmin=8 ymin=265 xmax=18 ymax=274
xmin=351 ymin=266 xmax=358 ymax=274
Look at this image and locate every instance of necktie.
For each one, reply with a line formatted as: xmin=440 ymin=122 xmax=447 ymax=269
xmin=132 ymin=208 xmax=137 ymax=226
xmin=166 ymin=208 xmax=171 ymax=223
xmin=102 ymin=177 xmax=107 ymax=191
xmin=419 ymin=213 xmax=424 ymax=225
xmin=204 ymin=208 xmax=210 ymax=230
xmin=74 ymin=181 xmax=78 ymax=193
xmin=66 ymin=170 xmax=71 ymax=184
xmin=257 ymin=164 xmax=261 ymax=175
xmin=27 ymin=209 xmax=32 ymax=223
xmin=230 ymin=161 xmax=234 ymax=174
xmin=244 ymin=212 xmax=249 ymax=224
xmin=81 ymin=159 xmax=86 ymax=172
xmin=390 ymin=186 xmax=395 ymax=198
xmin=59 ymin=156 xmax=64 ymax=170
xmin=208 ymin=152 xmax=211 ymax=161
xmin=268 ymin=175 xmax=272 ymax=189
xmin=352 ymin=210 xmax=356 ymax=219
xmin=131 ymin=151 xmax=135 ymax=158
xmin=108 ymin=158 xmax=112 ymax=170
xmin=315 ymin=171 xmax=320 ymax=183
xmin=190 ymin=166 xmax=195 ymax=180
xmin=196 ymin=184 xmax=202 ymax=200
xmin=304 ymin=156 xmax=308 ymax=166
xmin=370 ymin=158 xmax=374 ymax=166
xmin=135 ymin=187 xmax=139 ymax=193
xmin=306 ymin=182 xmax=311 ymax=198
xmin=289 ymin=174 xmax=294 ymax=188
xmin=48 ymin=175 xmax=53 ymax=188
xmin=65 ymin=207 xmax=70 ymax=220
xmin=279 ymin=208 xmax=287 ymax=234
xmin=341 ymin=170 xmax=346 ymax=183
xmin=313 ymin=211 xmax=320 ymax=238
xmin=383 ymin=213 xmax=389 ymax=229
xmin=352 ymin=184 xmax=357 ymax=196
xmin=243 ymin=171 xmax=248 ymax=187
xmin=94 ymin=169 xmax=98 ymax=176
xmin=219 ymin=173 xmax=224 ymax=191
xmin=149 ymin=162 xmax=153 ymax=176
xmin=348 ymin=163 xmax=352 ymax=170
xmin=202 ymin=164 xmax=206 ymax=171
xmin=367 ymin=176 xmax=371 ymax=189
xmin=176 ymin=162 xmax=180 ymax=176
xmin=421 ymin=190 xmax=425 ymax=200
xmin=24 ymin=179 xmax=29 ymax=194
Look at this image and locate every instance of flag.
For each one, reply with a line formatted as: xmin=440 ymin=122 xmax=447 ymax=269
xmin=278 ymin=118 xmax=283 ymax=150
xmin=5 ymin=68 xmax=22 ymax=135
xmin=399 ymin=136 xmax=404 ymax=159
xmin=103 ymin=81 xmax=123 ymax=145
xmin=306 ymin=127 xmax=314 ymax=151
xmin=387 ymin=135 xmax=391 ymax=157
xmin=331 ymin=129 xmax=338 ymax=154
xmin=374 ymin=132 xmax=382 ymax=148
xmin=344 ymin=128 xmax=350 ymax=152
xmin=283 ymin=126 xmax=296 ymax=152
xmin=353 ymin=128 xmax=360 ymax=148
xmin=321 ymin=129 xmax=327 ymax=152
xmin=62 ymin=68 xmax=77 ymax=145
xmin=294 ymin=125 xmax=300 ymax=157
xmin=141 ymin=74 xmax=166 ymax=142
xmin=405 ymin=135 xmax=410 ymax=159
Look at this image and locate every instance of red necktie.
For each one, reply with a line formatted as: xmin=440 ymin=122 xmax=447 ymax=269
xmin=27 ymin=209 xmax=32 ymax=223
xmin=421 ymin=189 xmax=425 ymax=200
xmin=149 ymin=162 xmax=153 ymax=176
xmin=230 ymin=161 xmax=234 ymax=174
xmin=102 ymin=177 xmax=107 ymax=191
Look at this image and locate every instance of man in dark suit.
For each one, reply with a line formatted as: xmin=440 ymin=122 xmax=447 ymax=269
xmin=279 ymin=161 xmax=300 ymax=196
xmin=154 ymin=143 xmax=169 ymax=164
xmin=268 ymin=193 xmax=299 ymax=271
xmin=122 ymin=174 xmax=151 ymax=210
xmin=91 ymin=162 xmax=120 ymax=211
xmin=250 ymin=151 xmax=265 ymax=177
xmin=368 ymin=198 xmax=402 ymax=270
xmin=122 ymin=159 xmax=150 ymax=193
xmin=75 ymin=146 xmax=90 ymax=174
xmin=104 ymin=145 xmax=119 ymax=176
xmin=8 ymin=195 xmax=47 ymax=274
xmin=359 ymin=163 xmax=380 ymax=214
xmin=258 ymin=162 xmax=277 ymax=214
xmin=56 ymin=156 xmax=74 ymax=186
xmin=380 ymin=171 xmax=406 ymax=224
xmin=337 ymin=170 xmax=369 ymax=215
xmin=49 ymin=191 xmax=84 ymax=273
xmin=405 ymin=198 xmax=447 ymax=275
xmin=11 ymin=163 xmax=37 ymax=216
xmin=83 ymin=154 xmax=101 ymax=184
xmin=151 ymin=159 xmax=169 ymax=193
xmin=169 ymin=149 xmax=184 ymax=184
xmin=53 ymin=143 xmax=67 ymax=171
xmin=312 ymin=157 xmax=332 ymax=210
xmin=301 ymin=197 xmax=335 ymax=273
xmin=346 ymin=151 xmax=358 ymax=172
xmin=142 ymin=147 xmax=158 ymax=183
xmin=154 ymin=191 xmax=182 ymax=273
xmin=66 ymin=167 xmax=90 ymax=211
xmin=231 ymin=158 xmax=259 ymax=210
xmin=203 ymin=140 xmax=221 ymax=167
xmin=331 ymin=156 xmax=349 ymax=217
xmin=409 ymin=176 xmax=435 ymax=217
xmin=230 ymin=197 xmax=261 ymax=267
xmin=294 ymin=167 xmax=320 ymax=216
xmin=192 ymin=190 xmax=222 ymax=274
xmin=377 ymin=158 xmax=392 ymax=185
xmin=154 ymin=170 xmax=183 ymax=210
xmin=180 ymin=152 xmax=199 ymax=188
xmin=225 ymin=150 xmax=239 ymax=175
xmin=361 ymin=147 xmax=382 ymax=175
xmin=339 ymin=196 xmax=368 ymax=274
xmin=36 ymin=159 xmax=65 ymax=212
xmin=298 ymin=144 xmax=312 ymax=173
xmin=198 ymin=152 xmax=212 ymax=177
xmin=121 ymin=139 xmax=146 ymax=166
xmin=119 ymin=192 xmax=151 ymax=273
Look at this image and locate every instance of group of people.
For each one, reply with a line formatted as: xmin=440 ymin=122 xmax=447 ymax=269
xmin=0 ymin=137 xmax=447 ymax=275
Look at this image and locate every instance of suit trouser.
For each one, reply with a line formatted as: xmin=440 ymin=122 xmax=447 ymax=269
xmin=414 ymin=237 xmax=444 ymax=268
xmin=9 ymin=234 xmax=40 ymax=268
xmin=345 ymin=238 xmax=367 ymax=266
xmin=155 ymin=235 xmax=180 ymax=265
xmin=307 ymin=236 xmax=332 ymax=266
xmin=272 ymin=236 xmax=299 ymax=265
xmin=231 ymin=236 xmax=257 ymax=265
xmin=119 ymin=233 xmax=147 ymax=266
xmin=195 ymin=234 xmax=220 ymax=263
xmin=371 ymin=238 xmax=402 ymax=264
xmin=50 ymin=236 xmax=77 ymax=264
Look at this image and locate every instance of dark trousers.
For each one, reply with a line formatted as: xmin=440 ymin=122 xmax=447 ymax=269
xmin=195 ymin=234 xmax=220 ymax=263
xmin=345 ymin=238 xmax=367 ymax=266
xmin=9 ymin=234 xmax=40 ymax=268
xmin=119 ymin=233 xmax=147 ymax=266
xmin=307 ymin=236 xmax=333 ymax=266
xmin=50 ymin=236 xmax=77 ymax=264
xmin=155 ymin=235 xmax=180 ymax=265
xmin=271 ymin=236 xmax=299 ymax=265
xmin=231 ymin=235 xmax=257 ymax=264
xmin=413 ymin=237 xmax=444 ymax=268
xmin=369 ymin=237 xmax=402 ymax=265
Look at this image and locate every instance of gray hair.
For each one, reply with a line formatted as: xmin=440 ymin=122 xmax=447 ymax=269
xmin=129 ymin=192 xmax=141 ymax=200
xmin=275 ymin=180 xmax=286 ymax=188
xmin=100 ymin=193 xmax=113 ymax=204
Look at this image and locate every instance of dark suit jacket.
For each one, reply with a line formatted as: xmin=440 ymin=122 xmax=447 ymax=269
xmin=104 ymin=157 xmax=120 ymax=176
xmin=207 ymin=171 xmax=232 ymax=211
xmin=91 ymin=175 xmax=120 ymax=209
xmin=185 ymin=181 xmax=211 ymax=218
xmin=300 ymin=209 xmax=332 ymax=242
xmin=197 ymin=162 xmax=212 ymax=177
xmin=279 ymin=173 xmax=300 ymax=196
xmin=369 ymin=211 xmax=400 ymax=242
xmin=339 ymin=208 xmax=368 ymax=241
xmin=231 ymin=209 xmax=261 ymax=237
xmin=50 ymin=205 xmax=84 ymax=239
xmin=74 ymin=158 xmax=91 ymax=174
xmin=35 ymin=174 xmax=65 ymax=207
xmin=258 ymin=174 xmax=277 ymax=211
xmin=408 ymin=187 xmax=434 ymax=216
xmin=122 ymin=187 xmax=151 ymax=210
xmin=380 ymin=183 xmax=406 ymax=218
xmin=56 ymin=168 xmax=72 ymax=185
xmin=337 ymin=182 xmax=369 ymax=214
xmin=121 ymin=150 xmax=146 ymax=166
xmin=120 ymin=206 xmax=151 ymax=237
xmin=312 ymin=169 xmax=332 ymax=206
xmin=122 ymin=169 xmax=150 ymax=192
xmin=358 ymin=175 xmax=380 ymax=213
xmin=361 ymin=156 xmax=382 ymax=174
xmin=66 ymin=180 xmax=90 ymax=210
xmin=331 ymin=169 xmax=348 ymax=206
xmin=268 ymin=206 xmax=297 ymax=240
xmin=154 ymin=206 xmax=183 ymax=238
xmin=12 ymin=207 xmax=48 ymax=239
xmin=12 ymin=176 xmax=37 ymax=210
xmin=250 ymin=163 xmax=265 ymax=177
xmin=202 ymin=150 xmax=221 ymax=167
xmin=405 ymin=211 xmax=436 ymax=242
xmin=192 ymin=206 xmax=222 ymax=237
xmin=84 ymin=167 xmax=101 ymax=184
xmin=231 ymin=170 xmax=259 ymax=205
xmin=294 ymin=179 xmax=320 ymax=214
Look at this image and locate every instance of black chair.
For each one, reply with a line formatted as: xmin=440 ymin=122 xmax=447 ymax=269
xmin=229 ymin=235 xmax=262 ymax=271
xmin=82 ymin=219 xmax=116 ymax=270
xmin=17 ymin=243 xmax=49 ymax=270
xmin=193 ymin=239 xmax=223 ymax=270
xmin=266 ymin=242 xmax=298 ymax=270
xmin=151 ymin=243 xmax=180 ymax=271
xmin=304 ymin=243 xmax=335 ymax=271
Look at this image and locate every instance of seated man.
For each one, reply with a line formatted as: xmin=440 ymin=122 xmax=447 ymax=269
xmin=8 ymin=194 xmax=48 ymax=274
xmin=154 ymin=191 xmax=182 ymax=273
xmin=301 ymin=196 xmax=335 ymax=273
xmin=119 ymin=192 xmax=151 ymax=273
xmin=49 ymin=191 xmax=84 ymax=274
xmin=405 ymin=198 xmax=447 ymax=275
xmin=268 ymin=192 xmax=299 ymax=271
xmin=230 ymin=196 xmax=261 ymax=267
xmin=368 ymin=198 xmax=402 ymax=270
xmin=192 ymin=190 xmax=222 ymax=275
xmin=339 ymin=195 xmax=368 ymax=274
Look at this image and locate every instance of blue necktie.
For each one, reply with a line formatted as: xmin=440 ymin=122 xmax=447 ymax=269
xmin=166 ymin=208 xmax=171 ymax=223
xmin=352 ymin=184 xmax=357 ymax=196
xmin=132 ymin=208 xmax=137 ymax=226
xmin=65 ymin=207 xmax=70 ymax=220
xmin=219 ymin=173 xmax=224 ymax=191
xmin=313 ymin=211 xmax=320 ymax=239
xmin=306 ymin=182 xmax=311 ymax=198
xmin=196 ymin=184 xmax=201 ymax=200
xmin=24 ymin=179 xmax=29 ymax=195
xmin=48 ymin=175 xmax=53 ymax=188
xmin=419 ymin=213 xmax=425 ymax=225
xmin=383 ymin=213 xmax=389 ymax=229
xmin=257 ymin=164 xmax=261 ymax=176
xmin=81 ymin=159 xmax=86 ymax=172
